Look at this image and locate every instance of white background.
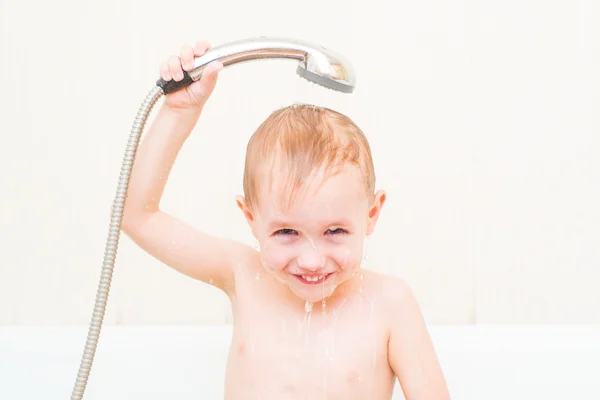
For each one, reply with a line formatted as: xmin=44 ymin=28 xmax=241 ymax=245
xmin=1 ymin=0 xmax=599 ymax=326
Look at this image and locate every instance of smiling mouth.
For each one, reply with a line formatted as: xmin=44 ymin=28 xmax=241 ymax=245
xmin=294 ymin=273 xmax=334 ymax=285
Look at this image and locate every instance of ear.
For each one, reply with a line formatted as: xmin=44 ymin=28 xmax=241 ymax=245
xmin=236 ymin=195 xmax=260 ymax=239
xmin=366 ymin=190 xmax=386 ymax=236
xmin=236 ymin=195 xmax=254 ymax=223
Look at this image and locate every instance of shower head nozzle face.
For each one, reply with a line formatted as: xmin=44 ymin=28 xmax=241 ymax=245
xmin=296 ymin=49 xmax=355 ymax=93
xmin=296 ymin=65 xmax=354 ymax=93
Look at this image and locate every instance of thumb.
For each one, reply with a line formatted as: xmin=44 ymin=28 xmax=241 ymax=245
xmin=191 ymin=61 xmax=223 ymax=99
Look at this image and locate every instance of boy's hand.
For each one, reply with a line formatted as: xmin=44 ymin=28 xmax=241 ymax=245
xmin=159 ymin=40 xmax=223 ymax=112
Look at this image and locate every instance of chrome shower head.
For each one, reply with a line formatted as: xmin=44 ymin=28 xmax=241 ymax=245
xmin=157 ymin=37 xmax=356 ymax=94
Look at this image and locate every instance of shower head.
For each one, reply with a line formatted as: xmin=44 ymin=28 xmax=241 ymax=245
xmin=157 ymin=37 xmax=356 ymax=94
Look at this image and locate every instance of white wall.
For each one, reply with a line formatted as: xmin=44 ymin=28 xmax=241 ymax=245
xmin=1 ymin=0 xmax=598 ymax=325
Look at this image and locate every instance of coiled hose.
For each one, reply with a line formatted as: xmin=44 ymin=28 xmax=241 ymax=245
xmin=70 ymin=86 xmax=164 ymax=400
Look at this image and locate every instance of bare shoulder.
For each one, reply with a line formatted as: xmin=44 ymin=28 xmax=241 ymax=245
xmin=229 ymin=245 xmax=266 ymax=286
xmin=360 ymin=270 xmax=418 ymax=312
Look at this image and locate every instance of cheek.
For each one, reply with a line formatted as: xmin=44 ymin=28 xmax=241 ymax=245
xmin=259 ymin=236 xmax=364 ymax=271
xmin=260 ymin=244 xmax=292 ymax=271
xmin=329 ymin=244 xmax=362 ymax=270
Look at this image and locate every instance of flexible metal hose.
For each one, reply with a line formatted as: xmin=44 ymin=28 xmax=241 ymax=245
xmin=69 ymin=37 xmax=355 ymax=400
xmin=70 ymin=86 xmax=164 ymax=400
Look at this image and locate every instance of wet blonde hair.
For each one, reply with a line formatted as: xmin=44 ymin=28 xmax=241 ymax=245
xmin=242 ymin=104 xmax=375 ymax=211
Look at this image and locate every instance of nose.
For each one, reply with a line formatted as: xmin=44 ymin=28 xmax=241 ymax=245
xmin=297 ymin=243 xmax=325 ymax=271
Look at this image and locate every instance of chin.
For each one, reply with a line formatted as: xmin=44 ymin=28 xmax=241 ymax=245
xmin=291 ymin=288 xmax=334 ymax=303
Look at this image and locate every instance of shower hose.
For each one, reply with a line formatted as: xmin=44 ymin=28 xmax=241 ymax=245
xmin=68 ymin=36 xmax=356 ymax=399
xmin=70 ymin=85 xmax=164 ymax=400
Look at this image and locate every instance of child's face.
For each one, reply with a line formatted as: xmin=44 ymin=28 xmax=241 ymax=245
xmin=238 ymin=164 xmax=385 ymax=303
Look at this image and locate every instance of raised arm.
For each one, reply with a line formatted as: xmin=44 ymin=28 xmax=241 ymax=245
xmin=121 ymin=40 xmax=250 ymax=294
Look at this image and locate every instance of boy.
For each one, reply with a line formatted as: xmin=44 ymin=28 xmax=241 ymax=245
xmin=122 ymin=39 xmax=450 ymax=399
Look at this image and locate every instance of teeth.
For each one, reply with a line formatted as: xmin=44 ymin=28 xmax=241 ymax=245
xmin=302 ymin=275 xmax=324 ymax=282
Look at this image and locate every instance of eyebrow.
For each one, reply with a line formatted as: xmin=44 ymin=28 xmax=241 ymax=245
xmin=325 ymin=219 xmax=353 ymax=228
xmin=268 ymin=220 xmax=293 ymax=230
xmin=268 ymin=219 xmax=352 ymax=230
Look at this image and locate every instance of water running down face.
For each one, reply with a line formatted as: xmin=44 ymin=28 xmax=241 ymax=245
xmin=259 ymin=164 xmax=383 ymax=302
xmin=236 ymin=104 xmax=385 ymax=303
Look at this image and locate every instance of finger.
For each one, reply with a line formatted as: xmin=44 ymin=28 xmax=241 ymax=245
xmin=180 ymin=44 xmax=195 ymax=71
xmin=193 ymin=40 xmax=211 ymax=57
xmin=199 ymin=61 xmax=223 ymax=90
xmin=167 ymin=55 xmax=184 ymax=81
xmin=203 ymin=61 xmax=223 ymax=80
xmin=159 ymin=62 xmax=172 ymax=81
xmin=189 ymin=61 xmax=222 ymax=101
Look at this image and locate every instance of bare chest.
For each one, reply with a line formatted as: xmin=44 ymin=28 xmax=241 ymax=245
xmin=226 ymin=299 xmax=394 ymax=399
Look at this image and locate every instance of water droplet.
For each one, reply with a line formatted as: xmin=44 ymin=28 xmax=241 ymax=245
xmin=360 ymin=273 xmax=364 ymax=280
xmin=304 ymin=300 xmax=313 ymax=313
xmin=255 ymin=272 xmax=260 ymax=280
xmin=208 ymin=277 xmax=214 ymax=285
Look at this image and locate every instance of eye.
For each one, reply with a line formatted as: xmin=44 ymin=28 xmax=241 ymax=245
xmin=326 ymin=228 xmax=347 ymax=235
xmin=275 ymin=228 xmax=298 ymax=236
